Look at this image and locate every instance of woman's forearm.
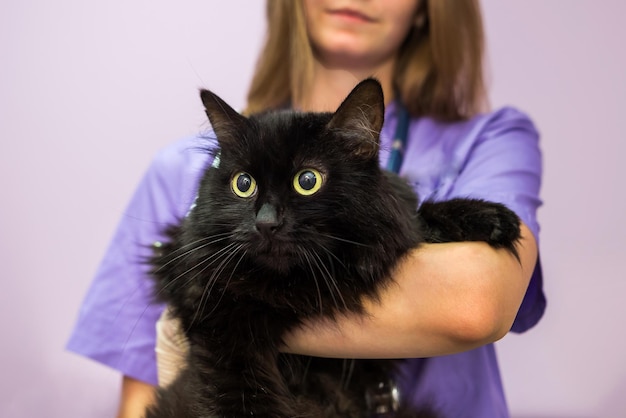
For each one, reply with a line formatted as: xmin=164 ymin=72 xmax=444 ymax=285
xmin=282 ymin=222 xmax=538 ymax=359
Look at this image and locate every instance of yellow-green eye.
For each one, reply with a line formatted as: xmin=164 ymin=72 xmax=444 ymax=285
xmin=231 ymin=172 xmax=257 ymax=198
xmin=293 ymin=169 xmax=323 ymax=196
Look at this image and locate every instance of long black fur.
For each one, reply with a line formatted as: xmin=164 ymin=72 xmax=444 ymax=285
xmin=145 ymin=79 xmax=521 ymax=418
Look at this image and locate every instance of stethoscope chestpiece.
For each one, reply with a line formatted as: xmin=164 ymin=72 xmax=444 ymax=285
xmin=365 ymin=378 xmax=401 ymax=417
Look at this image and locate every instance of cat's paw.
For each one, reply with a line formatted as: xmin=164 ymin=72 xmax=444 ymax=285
xmin=418 ymin=198 xmax=521 ymax=259
xmin=468 ymin=200 xmax=521 ymax=253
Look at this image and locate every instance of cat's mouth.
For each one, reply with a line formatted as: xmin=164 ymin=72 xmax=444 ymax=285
xmin=249 ymin=241 xmax=298 ymax=272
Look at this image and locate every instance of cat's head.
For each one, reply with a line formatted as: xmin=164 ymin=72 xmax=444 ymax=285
xmin=189 ymin=79 xmax=402 ymax=278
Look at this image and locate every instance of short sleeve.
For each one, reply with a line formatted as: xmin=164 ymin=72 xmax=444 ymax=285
xmin=66 ymin=136 xmax=213 ymax=384
xmin=443 ymin=108 xmax=546 ymax=333
xmin=445 ymin=107 xmax=542 ymax=241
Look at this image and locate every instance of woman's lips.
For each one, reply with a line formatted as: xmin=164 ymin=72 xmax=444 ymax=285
xmin=326 ymin=8 xmax=377 ymax=23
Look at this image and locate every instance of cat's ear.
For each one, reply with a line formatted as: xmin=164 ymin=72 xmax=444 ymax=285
xmin=200 ymin=89 xmax=247 ymax=148
xmin=326 ymin=78 xmax=385 ymax=159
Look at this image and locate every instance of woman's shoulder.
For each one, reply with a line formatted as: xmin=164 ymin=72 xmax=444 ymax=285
xmin=462 ymin=106 xmax=542 ymax=165
xmin=133 ymin=133 xmax=219 ymax=219
xmin=478 ymin=105 xmax=535 ymax=124
xmin=406 ymin=106 xmax=541 ymax=173
xmin=404 ymin=106 xmax=540 ymax=168
xmin=472 ymin=106 xmax=539 ymax=140
xmin=416 ymin=106 xmax=539 ymax=144
xmin=150 ymin=134 xmax=218 ymax=175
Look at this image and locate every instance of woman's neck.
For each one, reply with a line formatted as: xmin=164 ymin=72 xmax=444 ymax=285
xmin=297 ymin=59 xmax=396 ymax=112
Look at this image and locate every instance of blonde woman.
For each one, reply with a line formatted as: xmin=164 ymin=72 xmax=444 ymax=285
xmin=67 ymin=1 xmax=544 ymax=417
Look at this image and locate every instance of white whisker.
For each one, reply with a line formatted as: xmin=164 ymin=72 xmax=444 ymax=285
xmin=344 ymin=358 xmax=356 ymax=390
xmin=316 ymin=243 xmax=349 ymax=274
xmin=155 ymin=233 xmax=232 ymax=272
xmin=155 ymin=241 xmax=238 ymax=299
xmin=301 ymin=250 xmax=324 ymax=315
xmin=318 ymin=233 xmax=370 ymax=247
xmin=201 ymin=244 xmax=247 ymax=320
xmin=310 ymin=250 xmax=348 ymax=312
xmin=192 ymin=243 xmax=245 ymax=326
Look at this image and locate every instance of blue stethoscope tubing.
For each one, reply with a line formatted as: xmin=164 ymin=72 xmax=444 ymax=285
xmin=386 ymin=102 xmax=410 ymax=174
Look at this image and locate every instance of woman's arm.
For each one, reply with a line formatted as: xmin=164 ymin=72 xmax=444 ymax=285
xmin=152 ymin=222 xmax=536 ymax=364
xmin=283 ymin=221 xmax=537 ymax=359
xmin=116 ymin=376 xmax=156 ymax=418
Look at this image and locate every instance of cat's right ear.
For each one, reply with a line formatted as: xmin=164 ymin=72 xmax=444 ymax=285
xmin=200 ymin=89 xmax=247 ymax=147
xmin=326 ymin=78 xmax=385 ymax=160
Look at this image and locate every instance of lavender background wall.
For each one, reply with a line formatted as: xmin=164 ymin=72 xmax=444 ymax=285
xmin=1 ymin=1 xmax=624 ymax=417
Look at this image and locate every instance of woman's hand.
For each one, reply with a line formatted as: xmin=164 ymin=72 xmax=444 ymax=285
xmin=116 ymin=376 xmax=155 ymax=418
xmin=155 ymin=307 xmax=189 ymax=387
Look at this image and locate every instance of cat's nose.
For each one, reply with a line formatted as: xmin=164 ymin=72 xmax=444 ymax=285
xmin=255 ymin=203 xmax=280 ymax=235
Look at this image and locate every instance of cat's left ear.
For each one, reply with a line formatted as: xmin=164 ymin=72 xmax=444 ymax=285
xmin=200 ymin=89 xmax=247 ymax=148
xmin=326 ymin=78 xmax=385 ymax=159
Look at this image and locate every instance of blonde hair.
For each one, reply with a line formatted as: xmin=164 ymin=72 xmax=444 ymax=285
xmin=246 ymin=0 xmax=487 ymax=121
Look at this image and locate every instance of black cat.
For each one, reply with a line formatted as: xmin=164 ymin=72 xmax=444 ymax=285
xmin=145 ymin=79 xmax=521 ymax=418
